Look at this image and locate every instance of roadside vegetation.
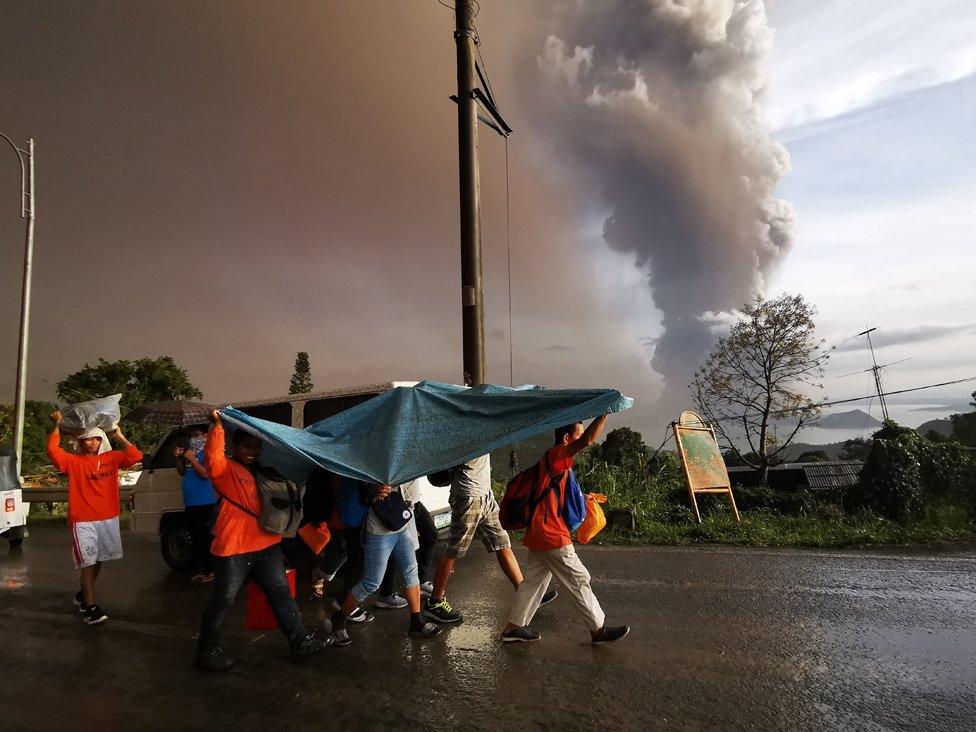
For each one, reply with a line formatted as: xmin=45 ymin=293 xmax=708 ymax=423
xmin=540 ymin=421 xmax=976 ymax=549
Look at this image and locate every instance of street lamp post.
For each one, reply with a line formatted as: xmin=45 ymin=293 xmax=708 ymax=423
xmin=1 ymin=132 xmax=36 ymax=478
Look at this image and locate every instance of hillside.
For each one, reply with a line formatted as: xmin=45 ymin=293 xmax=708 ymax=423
xmin=818 ymin=409 xmax=882 ymax=429
xmin=916 ymin=418 xmax=953 ymax=437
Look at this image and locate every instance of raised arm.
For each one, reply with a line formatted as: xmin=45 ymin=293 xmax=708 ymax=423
xmin=174 ymin=445 xmax=187 ymax=476
xmin=110 ymin=426 xmax=143 ymax=468
xmin=566 ymin=414 xmax=609 ymax=458
xmin=205 ymin=410 xmax=228 ymax=479
xmin=185 ymin=449 xmax=210 ymax=480
xmin=46 ymin=410 xmax=71 ymax=473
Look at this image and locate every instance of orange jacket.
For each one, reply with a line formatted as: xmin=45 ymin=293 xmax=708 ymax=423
xmin=47 ymin=432 xmax=142 ymax=523
xmin=206 ymin=423 xmax=281 ymax=557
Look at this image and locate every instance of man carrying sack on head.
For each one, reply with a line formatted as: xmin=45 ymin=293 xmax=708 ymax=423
xmin=47 ymin=410 xmax=142 ymax=626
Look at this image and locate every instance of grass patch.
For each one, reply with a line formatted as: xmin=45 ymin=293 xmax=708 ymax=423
xmin=494 ymin=451 xmax=976 ymax=550
xmin=597 ymin=508 xmax=976 ymax=549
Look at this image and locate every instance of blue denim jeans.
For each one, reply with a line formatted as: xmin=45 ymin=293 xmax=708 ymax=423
xmin=198 ymin=544 xmax=308 ymax=652
xmin=350 ymin=528 xmax=419 ymax=604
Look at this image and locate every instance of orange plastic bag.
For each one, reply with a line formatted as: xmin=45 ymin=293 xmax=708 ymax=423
xmin=577 ymin=493 xmax=608 ymax=545
xmin=298 ymin=522 xmax=331 ymax=556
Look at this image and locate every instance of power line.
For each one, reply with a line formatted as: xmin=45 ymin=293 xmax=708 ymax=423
xmin=710 ymin=375 xmax=976 ymax=424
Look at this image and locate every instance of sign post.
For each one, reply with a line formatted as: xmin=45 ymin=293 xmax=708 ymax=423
xmin=672 ymin=410 xmax=740 ymax=524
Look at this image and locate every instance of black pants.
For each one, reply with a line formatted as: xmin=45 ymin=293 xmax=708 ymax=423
xmin=198 ymin=544 xmax=308 ymax=653
xmin=184 ymin=504 xmax=215 ymax=573
xmin=413 ymin=502 xmax=437 ymax=585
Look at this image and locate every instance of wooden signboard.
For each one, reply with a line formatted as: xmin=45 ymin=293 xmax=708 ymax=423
xmin=672 ymin=411 xmax=740 ymax=524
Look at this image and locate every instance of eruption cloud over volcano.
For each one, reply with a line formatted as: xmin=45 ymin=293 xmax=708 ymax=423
xmin=532 ymin=0 xmax=795 ymax=415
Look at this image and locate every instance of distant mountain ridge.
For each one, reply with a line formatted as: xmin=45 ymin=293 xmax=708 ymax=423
xmin=817 ymin=409 xmax=883 ymax=429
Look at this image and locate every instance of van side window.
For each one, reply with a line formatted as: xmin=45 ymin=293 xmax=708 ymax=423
xmin=239 ymin=402 xmax=292 ymax=425
xmin=303 ymin=394 xmax=376 ymax=426
xmin=151 ymin=431 xmax=184 ymax=470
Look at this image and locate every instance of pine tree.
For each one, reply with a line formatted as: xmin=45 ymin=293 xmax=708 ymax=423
xmin=289 ymin=352 xmax=314 ymax=394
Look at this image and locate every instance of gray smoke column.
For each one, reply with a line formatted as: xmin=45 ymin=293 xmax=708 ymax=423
xmin=530 ymin=0 xmax=795 ymax=416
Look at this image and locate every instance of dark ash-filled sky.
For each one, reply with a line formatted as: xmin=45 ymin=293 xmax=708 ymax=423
xmin=0 ymin=1 xmax=674 ymax=432
xmin=4 ymin=1 xmax=971 ymax=437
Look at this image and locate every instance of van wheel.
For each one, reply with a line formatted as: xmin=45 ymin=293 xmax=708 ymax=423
xmin=161 ymin=518 xmax=193 ymax=571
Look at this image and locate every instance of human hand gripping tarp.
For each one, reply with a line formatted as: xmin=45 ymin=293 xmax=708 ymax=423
xmin=219 ymin=380 xmax=634 ymax=485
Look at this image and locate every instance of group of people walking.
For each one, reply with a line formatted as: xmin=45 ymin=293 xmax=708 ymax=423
xmin=46 ymin=406 xmax=630 ymax=672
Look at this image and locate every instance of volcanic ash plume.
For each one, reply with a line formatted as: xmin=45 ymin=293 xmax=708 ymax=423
xmin=533 ymin=0 xmax=795 ymax=416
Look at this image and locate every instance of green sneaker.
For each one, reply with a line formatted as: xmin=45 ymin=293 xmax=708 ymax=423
xmin=425 ymin=596 xmax=463 ymax=624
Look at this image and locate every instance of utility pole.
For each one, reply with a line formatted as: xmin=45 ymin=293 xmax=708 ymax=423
xmin=455 ymin=0 xmax=485 ymax=386
xmin=1 ymin=132 xmax=35 ymax=477
xmin=858 ymin=327 xmax=889 ymax=421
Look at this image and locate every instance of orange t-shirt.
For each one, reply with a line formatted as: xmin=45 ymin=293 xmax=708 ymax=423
xmin=47 ymin=432 xmax=143 ymax=523
xmin=522 ymin=444 xmax=575 ymax=552
xmin=206 ymin=423 xmax=281 ymax=557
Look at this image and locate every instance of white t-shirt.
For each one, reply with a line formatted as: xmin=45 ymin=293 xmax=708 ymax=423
xmin=451 ymin=455 xmax=492 ymax=499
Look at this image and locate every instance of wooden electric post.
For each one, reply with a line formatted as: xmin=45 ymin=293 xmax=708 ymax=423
xmin=455 ymin=0 xmax=485 ymax=386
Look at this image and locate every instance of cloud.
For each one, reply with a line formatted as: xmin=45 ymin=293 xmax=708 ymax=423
xmin=835 ymin=324 xmax=976 ymax=352
xmin=525 ymin=0 xmax=794 ymax=418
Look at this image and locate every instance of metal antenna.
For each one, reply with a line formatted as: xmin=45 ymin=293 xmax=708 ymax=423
xmin=857 ymin=327 xmax=889 ymax=421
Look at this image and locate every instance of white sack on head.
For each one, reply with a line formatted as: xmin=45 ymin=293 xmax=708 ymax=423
xmin=72 ymin=427 xmax=112 ymax=455
xmin=60 ymin=394 xmax=123 ymax=434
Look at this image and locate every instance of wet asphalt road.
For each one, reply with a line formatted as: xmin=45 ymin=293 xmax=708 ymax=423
xmin=1 ymin=526 xmax=975 ymax=731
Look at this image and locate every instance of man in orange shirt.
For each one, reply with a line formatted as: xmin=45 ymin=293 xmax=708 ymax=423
xmin=500 ymin=414 xmax=630 ymax=645
xmin=47 ymin=409 xmax=142 ymax=625
xmin=195 ymin=410 xmax=328 ymax=671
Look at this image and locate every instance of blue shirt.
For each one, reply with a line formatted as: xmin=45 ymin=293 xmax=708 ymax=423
xmin=182 ymin=448 xmax=216 ymax=506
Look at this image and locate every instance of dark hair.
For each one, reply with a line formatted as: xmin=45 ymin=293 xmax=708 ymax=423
xmin=554 ymin=422 xmax=582 ymax=446
xmin=232 ymin=429 xmax=259 ymax=446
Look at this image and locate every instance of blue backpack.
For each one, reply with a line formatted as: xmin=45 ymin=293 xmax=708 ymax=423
xmin=562 ymin=470 xmax=586 ymax=532
xmin=337 ymin=478 xmax=369 ymax=527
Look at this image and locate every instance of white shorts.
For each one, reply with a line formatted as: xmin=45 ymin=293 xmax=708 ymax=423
xmin=70 ymin=517 xmax=123 ymax=569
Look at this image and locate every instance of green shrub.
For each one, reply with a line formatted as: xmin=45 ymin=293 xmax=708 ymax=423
xmin=847 ymin=420 xmax=975 ymax=521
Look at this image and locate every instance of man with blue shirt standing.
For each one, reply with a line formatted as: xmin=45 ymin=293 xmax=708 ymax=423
xmin=175 ymin=426 xmax=216 ymax=582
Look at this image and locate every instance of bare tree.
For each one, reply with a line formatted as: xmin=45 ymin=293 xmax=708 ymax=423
xmin=690 ymin=294 xmax=829 ymax=482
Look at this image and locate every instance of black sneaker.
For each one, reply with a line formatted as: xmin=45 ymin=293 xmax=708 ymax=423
xmin=591 ymin=625 xmax=630 ymax=645
xmin=348 ymin=607 xmax=374 ymax=624
xmin=408 ymin=621 xmax=443 ymax=638
xmin=194 ymin=645 xmax=236 ymax=672
xmin=539 ymin=588 xmax=558 ymax=606
xmin=331 ymin=628 xmax=352 ymax=647
xmin=501 ymin=626 xmax=541 ymax=643
xmin=73 ymin=591 xmax=84 ymax=612
xmin=291 ymin=632 xmax=331 ymax=663
xmin=425 ymin=596 xmax=463 ymax=624
xmin=81 ymin=604 xmax=108 ymax=625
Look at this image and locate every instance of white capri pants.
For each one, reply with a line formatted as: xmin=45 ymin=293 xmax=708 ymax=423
xmin=508 ymin=544 xmax=605 ymax=632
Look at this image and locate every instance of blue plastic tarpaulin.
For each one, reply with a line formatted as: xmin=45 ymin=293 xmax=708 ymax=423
xmin=219 ymin=380 xmax=633 ymax=485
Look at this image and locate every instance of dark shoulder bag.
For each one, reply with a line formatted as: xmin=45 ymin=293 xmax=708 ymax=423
xmin=370 ymin=490 xmax=413 ymax=532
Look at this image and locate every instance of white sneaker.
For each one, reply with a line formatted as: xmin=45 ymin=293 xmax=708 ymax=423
xmin=376 ymin=593 xmax=408 ymax=609
xmin=419 ymin=581 xmax=434 ymax=596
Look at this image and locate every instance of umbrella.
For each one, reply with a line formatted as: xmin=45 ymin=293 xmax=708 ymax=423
xmin=126 ymin=400 xmax=217 ymax=428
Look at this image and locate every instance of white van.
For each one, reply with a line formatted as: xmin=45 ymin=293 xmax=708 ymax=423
xmin=131 ymin=381 xmax=451 ymax=570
